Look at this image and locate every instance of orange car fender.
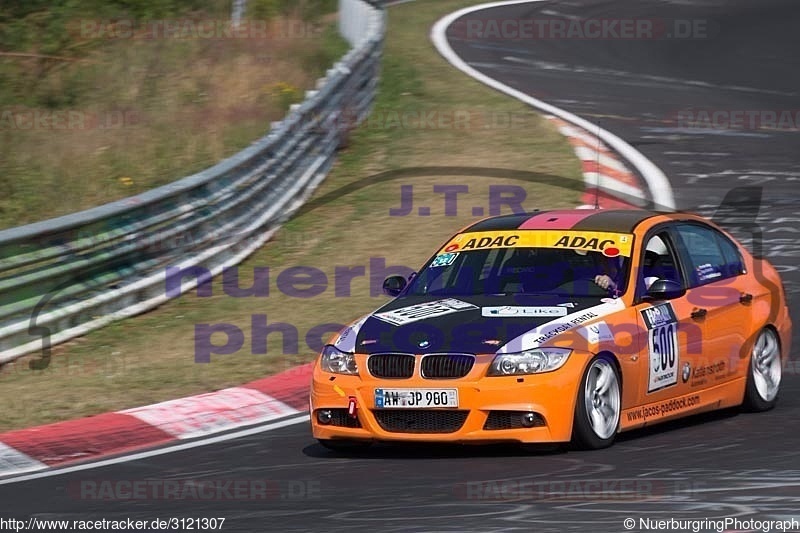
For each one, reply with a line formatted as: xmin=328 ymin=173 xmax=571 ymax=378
xmin=744 ymin=258 xmax=789 ymax=357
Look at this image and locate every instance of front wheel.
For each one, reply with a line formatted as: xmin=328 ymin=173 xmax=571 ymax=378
xmin=572 ymin=355 xmax=621 ymax=450
xmin=743 ymin=328 xmax=782 ymax=412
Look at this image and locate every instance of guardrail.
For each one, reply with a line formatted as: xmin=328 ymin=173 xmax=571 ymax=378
xmin=0 ymin=0 xmax=385 ymax=366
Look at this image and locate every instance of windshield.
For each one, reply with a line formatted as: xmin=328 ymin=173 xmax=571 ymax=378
xmin=406 ymin=230 xmax=632 ymax=297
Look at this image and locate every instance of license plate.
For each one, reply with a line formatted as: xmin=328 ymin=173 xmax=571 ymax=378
xmin=374 ymin=388 xmax=458 ymax=409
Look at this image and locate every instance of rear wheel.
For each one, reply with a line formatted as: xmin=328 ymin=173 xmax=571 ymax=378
xmin=572 ymin=355 xmax=621 ymax=450
xmin=743 ymin=328 xmax=782 ymax=411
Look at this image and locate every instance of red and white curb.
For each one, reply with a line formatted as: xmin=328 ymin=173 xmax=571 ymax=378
xmin=544 ymin=116 xmax=646 ymax=209
xmin=0 ymin=364 xmax=312 ymax=477
xmin=124 ymin=387 xmax=298 ymax=440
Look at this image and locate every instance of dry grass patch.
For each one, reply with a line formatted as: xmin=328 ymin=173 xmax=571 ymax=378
xmin=0 ymin=8 xmax=346 ymax=229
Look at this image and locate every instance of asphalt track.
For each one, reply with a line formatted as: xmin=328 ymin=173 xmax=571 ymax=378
xmin=2 ymin=1 xmax=799 ymax=531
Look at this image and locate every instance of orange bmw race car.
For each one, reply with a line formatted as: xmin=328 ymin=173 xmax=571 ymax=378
xmin=310 ymin=209 xmax=792 ymax=450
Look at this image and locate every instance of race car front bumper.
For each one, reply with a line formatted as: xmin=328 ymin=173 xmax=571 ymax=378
xmin=309 ymin=352 xmax=591 ymax=444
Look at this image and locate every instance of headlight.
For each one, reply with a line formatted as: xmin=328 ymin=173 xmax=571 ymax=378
xmin=488 ymin=348 xmax=572 ymax=376
xmin=320 ymin=345 xmax=358 ymax=375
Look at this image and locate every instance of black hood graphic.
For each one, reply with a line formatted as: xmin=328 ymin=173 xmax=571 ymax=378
xmin=354 ymin=294 xmax=604 ymax=354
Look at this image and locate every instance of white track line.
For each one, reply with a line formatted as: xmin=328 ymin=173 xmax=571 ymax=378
xmin=430 ymin=0 xmax=675 ymax=210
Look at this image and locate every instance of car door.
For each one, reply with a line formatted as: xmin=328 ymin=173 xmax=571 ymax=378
xmin=632 ymin=229 xmax=705 ymax=411
xmin=671 ymin=223 xmax=750 ymax=386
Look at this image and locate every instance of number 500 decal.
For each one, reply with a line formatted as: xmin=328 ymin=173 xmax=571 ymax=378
xmin=641 ymin=303 xmax=679 ymax=393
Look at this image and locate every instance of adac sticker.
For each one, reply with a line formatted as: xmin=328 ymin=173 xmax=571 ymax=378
xmin=438 ymin=230 xmax=633 ymax=257
xmin=553 ymin=235 xmax=620 ymax=257
xmin=443 ymin=235 xmax=519 ymax=252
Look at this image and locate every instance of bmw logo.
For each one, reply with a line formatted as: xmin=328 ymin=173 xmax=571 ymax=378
xmin=682 ymin=362 xmax=691 ymax=383
xmin=418 ymin=340 xmax=430 ymax=349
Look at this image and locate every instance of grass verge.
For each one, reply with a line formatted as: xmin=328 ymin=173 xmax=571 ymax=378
xmin=0 ymin=0 xmax=583 ymax=431
xmin=0 ymin=2 xmax=345 ymax=229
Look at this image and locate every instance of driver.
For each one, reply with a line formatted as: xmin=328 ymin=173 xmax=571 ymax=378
xmin=574 ymin=249 xmax=621 ymax=294
xmin=596 ymin=247 xmax=665 ymax=294
xmin=593 ymin=256 xmax=620 ymax=293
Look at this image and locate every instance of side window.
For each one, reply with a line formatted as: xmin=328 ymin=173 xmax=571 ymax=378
xmin=674 ymin=224 xmax=740 ymax=287
xmin=637 ymin=232 xmax=682 ymax=298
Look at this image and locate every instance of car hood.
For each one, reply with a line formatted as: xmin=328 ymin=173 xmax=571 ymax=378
xmin=343 ymin=294 xmax=612 ymax=354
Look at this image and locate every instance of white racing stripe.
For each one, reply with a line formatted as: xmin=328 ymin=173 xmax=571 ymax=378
xmin=430 ymin=0 xmax=675 ymax=211
xmin=498 ymin=298 xmax=626 ymax=353
xmin=334 ymin=313 xmax=371 ymax=352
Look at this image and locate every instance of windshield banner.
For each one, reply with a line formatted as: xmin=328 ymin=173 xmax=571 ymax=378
xmin=438 ymin=230 xmax=634 ymax=257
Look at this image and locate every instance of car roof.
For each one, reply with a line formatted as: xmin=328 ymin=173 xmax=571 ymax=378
xmin=464 ymin=209 xmax=661 ymax=234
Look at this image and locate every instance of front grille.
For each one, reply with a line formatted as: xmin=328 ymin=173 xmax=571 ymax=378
xmin=421 ymin=354 xmax=475 ymax=379
xmin=373 ymin=409 xmax=469 ymax=433
xmin=326 ymin=409 xmax=362 ymax=428
xmin=368 ymin=354 xmax=415 ymax=379
xmin=483 ymin=410 xmax=545 ymax=430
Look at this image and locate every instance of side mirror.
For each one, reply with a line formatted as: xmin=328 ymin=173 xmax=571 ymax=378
xmin=383 ymin=275 xmax=407 ymax=297
xmin=646 ymin=279 xmax=685 ymax=300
